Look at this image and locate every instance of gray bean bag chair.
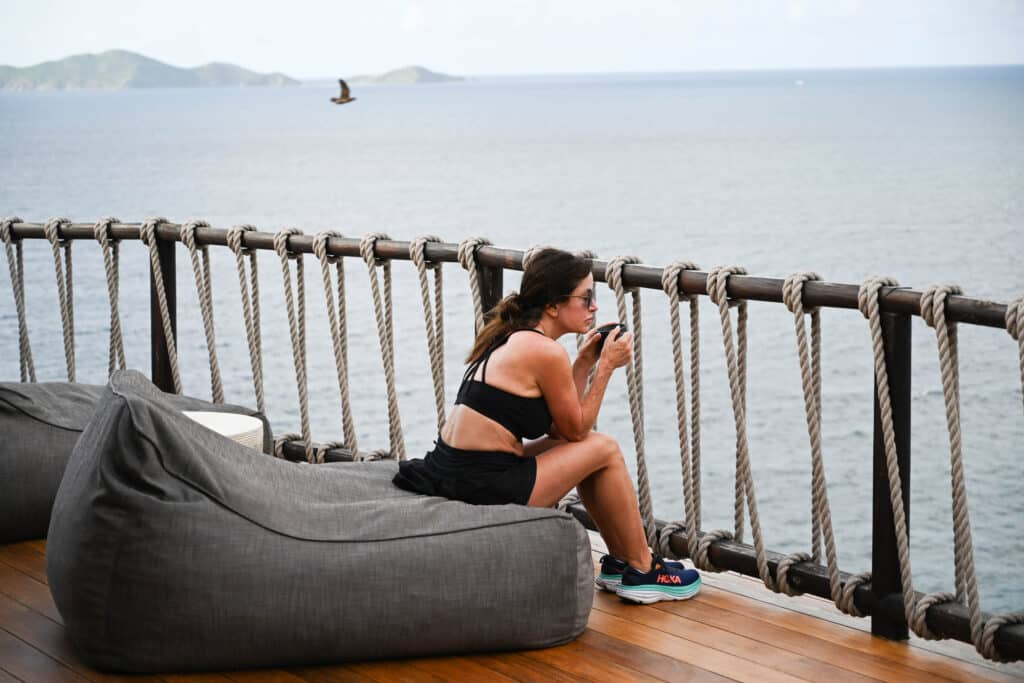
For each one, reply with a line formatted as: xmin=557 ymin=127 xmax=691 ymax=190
xmin=47 ymin=370 xmax=593 ymax=673
xmin=0 ymin=380 xmax=271 ymax=542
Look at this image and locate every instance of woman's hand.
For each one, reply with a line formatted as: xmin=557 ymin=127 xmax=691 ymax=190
xmin=574 ymin=327 xmax=604 ymax=369
xmin=600 ymin=327 xmax=633 ymax=369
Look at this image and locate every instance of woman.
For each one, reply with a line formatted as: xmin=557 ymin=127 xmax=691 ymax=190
xmin=394 ymin=248 xmax=700 ymax=604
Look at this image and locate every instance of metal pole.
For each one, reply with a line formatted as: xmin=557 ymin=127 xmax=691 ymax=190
xmin=150 ymin=236 xmax=177 ymax=392
xmin=871 ymin=312 xmax=912 ymax=640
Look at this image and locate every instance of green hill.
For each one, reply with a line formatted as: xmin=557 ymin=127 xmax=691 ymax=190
xmin=350 ymin=66 xmax=463 ymax=85
xmin=0 ymin=50 xmax=299 ymax=90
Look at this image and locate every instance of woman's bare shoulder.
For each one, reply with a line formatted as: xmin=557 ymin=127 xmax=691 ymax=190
xmin=508 ymin=330 xmax=568 ymax=364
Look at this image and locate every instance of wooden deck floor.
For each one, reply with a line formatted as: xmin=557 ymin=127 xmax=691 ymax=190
xmin=1 ymin=536 xmax=1020 ymax=682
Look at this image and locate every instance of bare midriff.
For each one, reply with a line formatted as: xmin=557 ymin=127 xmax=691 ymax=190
xmin=440 ymin=338 xmax=544 ymax=456
xmin=440 ymin=404 xmax=525 ymax=455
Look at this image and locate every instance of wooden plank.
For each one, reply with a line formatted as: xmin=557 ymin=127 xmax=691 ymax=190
xmin=226 ymin=671 xmax=311 ymax=683
xmin=587 ymin=608 xmax=806 ymax=683
xmin=0 ymin=543 xmax=49 ymax=584
xmin=695 ymin=583 xmax=1022 ymax=683
xmin=0 ymin=626 xmax=90 ymax=683
xmin=26 ymin=540 xmax=48 ymax=556
xmin=163 ymin=674 xmax=233 ymax=682
xmin=520 ymin=637 xmax=664 ymax=682
xmin=576 ymin=628 xmax=734 ymax=682
xmin=589 ymin=543 xmax=1019 ymax=683
xmin=289 ymin=666 xmax=378 ymax=683
xmin=407 ymin=655 xmax=516 ymax=681
xmin=0 ymin=593 xmax=157 ymax=683
xmin=595 ymin=592 xmax=887 ymax=683
xmin=0 ymin=666 xmax=23 ymax=682
xmin=0 ymin=560 xmax=63 ymax=624
xmin=464 ymin=652 xmax=582 ymax=683
xmin=339 ymin=661 xmax=446 ymax=682
xmin=655 ymin=596 xmax=933 ymax=683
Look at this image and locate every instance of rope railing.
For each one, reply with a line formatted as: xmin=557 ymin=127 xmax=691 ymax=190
xmin=313 ymin=230 xmax=358 ymax=456
xmin=43 ymin=217 xmax=76 ymax=382
xmin=94 ymin=217 xmax=127 ymax=377
xmin=1 ymin=217 xmax=36 ymax=382
xmin=180 ymin=220 xmax=224 ymax=404
xmin=2 ymin=217 xmax=1022 ymax=661
xmin=226 ymin=224 xmax=265 ymax=414
xmin=3 ymin=220 xmax=1011 ymax=327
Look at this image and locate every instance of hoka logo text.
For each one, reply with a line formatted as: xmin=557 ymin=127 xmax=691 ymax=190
xmin=657 ymin=575 xmax=682 ymax=585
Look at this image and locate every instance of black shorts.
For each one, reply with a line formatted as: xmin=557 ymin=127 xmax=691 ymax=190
xmin=392 ymin=437 xmax=537 ymax=506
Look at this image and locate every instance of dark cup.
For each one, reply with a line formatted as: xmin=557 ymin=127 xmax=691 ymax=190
xmin=594 ymin=322 xmax=628 ymax=353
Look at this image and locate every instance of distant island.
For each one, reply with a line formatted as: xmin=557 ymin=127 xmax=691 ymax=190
xmin=0 ymin=50 xmax=300 ymax=91
xmin=348 ymin=66 xmax=463 ymax=85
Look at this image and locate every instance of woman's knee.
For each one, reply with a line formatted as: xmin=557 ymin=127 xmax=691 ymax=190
xmin=583 ymin=431 xmax=624 ymax=467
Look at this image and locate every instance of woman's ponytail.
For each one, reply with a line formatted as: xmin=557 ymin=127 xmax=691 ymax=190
xmin=498 ymin=293 xmax=523 ymax=322
xmin=467 ymin=293 xmax=534 ymax=362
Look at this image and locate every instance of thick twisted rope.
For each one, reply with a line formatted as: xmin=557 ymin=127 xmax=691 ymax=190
xmin=708 ymin=266 xmax=747 ymax=540
xmin=707 ymin=266 xmax=772 ymax=588
xmin=457 ymin=236 xmax=492 ymax=332
xmin=782 ymin=273 xmax=826 ymax=564
xmin=44 ymin=218 xmax=75 ymax=381
xmin=2 ymin=217 xmax=36 ymax=382
xmin=917 ymin=284 xmax=993 ymax=651
xmin=274 ymin=229 xmax=313 ymax=463
xmin=226 ymin=225 xmax=265 ymax=414
xmin=1008 ymin=296 xmax=1024 ymax=415
xmin=313 ymin=231 xmax=358 ymax=455
xmin=360 ymin=233 xmax=406 ymax=460
xmin=140 ymin=217 xmax=181 ymax=393
xmin=606 ymin=255 xmax=656 ymax=547
xmin=658 ymin=261 xmax=702 ymax=560
xmin=410 ymin=234 xmax=446 ymax=431
xmin=94 ymin=217 xmax=127 ymax=376
xmin=920 ymin=285 xmax=971 ymax=601
xmin=858 ymin=276 xmax=917 ymax=628
xmin=782 ymin=272 xmax=860 ymax=606
xmin=981 ymin=613 xmax=1024 ymax=662
xmin=181 ymin=220 xmax=224 ymax=403
xmin=273 ymin=432 xmax=301 ymax=459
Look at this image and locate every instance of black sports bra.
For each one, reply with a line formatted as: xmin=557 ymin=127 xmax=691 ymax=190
xmin=454 ymin=330 xmax=552 ymax=441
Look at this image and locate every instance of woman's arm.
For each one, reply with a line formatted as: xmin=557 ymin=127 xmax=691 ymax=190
xmin=570 ymin=327 xmax=606 ymax=399
xmin=537 ymin=329 xmax=631 ymax=441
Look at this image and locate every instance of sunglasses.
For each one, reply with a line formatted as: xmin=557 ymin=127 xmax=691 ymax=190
xmin=566 ymin=290 xmax=597 ymax=308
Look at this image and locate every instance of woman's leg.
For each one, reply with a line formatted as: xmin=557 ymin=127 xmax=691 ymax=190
xmin=526 ymin=432 xmax=652 ymax=572
xmin=522 ymin=435 xmax=564 ymax=458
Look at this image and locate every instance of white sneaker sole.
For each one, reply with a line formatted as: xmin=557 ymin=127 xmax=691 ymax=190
xmin=595 ymin=574 xmax=622 ymax=592
xmin=618 ymin=578 xmax=701 ymax=604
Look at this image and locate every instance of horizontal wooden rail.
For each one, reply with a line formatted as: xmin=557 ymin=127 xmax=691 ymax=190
xmin=6 ymin=221 xmax=1011 ymax=329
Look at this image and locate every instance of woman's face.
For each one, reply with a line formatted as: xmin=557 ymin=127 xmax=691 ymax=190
xmin=559 ymin=273 xmax=597 ymax=333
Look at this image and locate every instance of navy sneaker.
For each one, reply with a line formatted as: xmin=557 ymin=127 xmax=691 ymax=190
xmin=595 ymin=555 xmax=629 ymax=592
xmin=617 ymin=557 xmax=701 ymax=604
xmin=595 ymin=554 xmax=687 ymax=593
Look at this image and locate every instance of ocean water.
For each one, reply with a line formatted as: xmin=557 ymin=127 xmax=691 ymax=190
xmin=2 ymin=67 xmax=1023 ymax=612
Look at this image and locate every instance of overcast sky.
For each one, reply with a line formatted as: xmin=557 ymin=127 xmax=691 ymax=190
xmin=2 ymin=0 xmax=1022 ymax=78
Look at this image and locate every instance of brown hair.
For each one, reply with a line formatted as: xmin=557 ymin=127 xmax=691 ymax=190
xmin=467 ymin=248 xmax=593 ymax=362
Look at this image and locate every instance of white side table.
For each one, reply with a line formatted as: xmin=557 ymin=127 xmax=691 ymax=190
xmin=182 ymin=411 xmax=264 ymax=451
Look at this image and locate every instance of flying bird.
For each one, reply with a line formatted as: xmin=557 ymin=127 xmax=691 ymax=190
xmin=331 ymin=79 xmax=357 ymax=105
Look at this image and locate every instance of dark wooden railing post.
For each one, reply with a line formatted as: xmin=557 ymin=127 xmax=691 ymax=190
xmin=150 ymin=234 xmax=177 ymax=393
xmin=477 ymin=257 xmax=504 ymax=324
xmin=871 ymin=312 xmax=912 ymax=640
